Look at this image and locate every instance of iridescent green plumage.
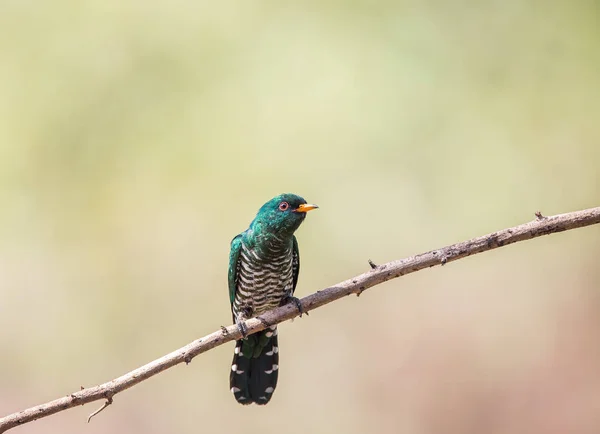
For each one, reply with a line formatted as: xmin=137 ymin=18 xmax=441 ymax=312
xmin=228 ymin=194 xmax=317 ymax=405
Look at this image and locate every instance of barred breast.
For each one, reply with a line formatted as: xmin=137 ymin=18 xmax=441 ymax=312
xmin=232 ymin=241 xmax=294 ymax=320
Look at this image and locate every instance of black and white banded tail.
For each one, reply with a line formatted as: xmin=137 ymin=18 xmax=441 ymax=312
xmin=230 ymin=326 xmax=279 ymax=405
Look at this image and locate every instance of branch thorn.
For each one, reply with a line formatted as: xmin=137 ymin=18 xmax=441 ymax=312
xmin=368 ymin=259 xmax=378 ymax=269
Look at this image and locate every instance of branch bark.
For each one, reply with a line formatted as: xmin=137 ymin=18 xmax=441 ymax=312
xmin=1 ymin=206 xmax=599 ymax=432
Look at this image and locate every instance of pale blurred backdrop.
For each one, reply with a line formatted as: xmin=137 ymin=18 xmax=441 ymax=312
xmin=0 ymin=1 xmax=599 ymax=433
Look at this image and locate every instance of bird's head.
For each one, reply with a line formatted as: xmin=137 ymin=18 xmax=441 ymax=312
xmin=250 ymin=193 xmax=318 ymax=238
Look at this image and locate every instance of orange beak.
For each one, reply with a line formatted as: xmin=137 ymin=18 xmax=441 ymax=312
xmin=294 ymin=203 xmax=319 ymax=213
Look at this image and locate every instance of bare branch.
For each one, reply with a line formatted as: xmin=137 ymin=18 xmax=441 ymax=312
xmin=1 ymin=206 xmax=598 ymax=432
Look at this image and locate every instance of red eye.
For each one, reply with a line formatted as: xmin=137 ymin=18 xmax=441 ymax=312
xmin=279 ymin=201 xmax=289 ymax=211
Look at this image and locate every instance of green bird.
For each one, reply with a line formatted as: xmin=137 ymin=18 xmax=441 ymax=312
xmin=228 ymin=193 xmax=318 ymax=405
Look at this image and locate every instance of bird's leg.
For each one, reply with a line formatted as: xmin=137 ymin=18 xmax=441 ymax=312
xmin=235 ymin=306 xmax=253 ymax=339
xmin=281 ymin=295 xmax=307 ymax=318
xmin=236 ymin=319 xmax=248 ymax=338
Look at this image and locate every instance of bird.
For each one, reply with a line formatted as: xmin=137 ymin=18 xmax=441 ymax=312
xmin=228 ymin=193 xmax=318 ymax=405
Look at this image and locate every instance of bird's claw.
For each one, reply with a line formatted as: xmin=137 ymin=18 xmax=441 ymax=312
xmin=284 ymin=295 xmax=307 ymax=317
xmin=236 ymin=320 xmax=248 ymax=338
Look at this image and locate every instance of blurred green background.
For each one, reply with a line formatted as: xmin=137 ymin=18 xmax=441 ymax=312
xmin=1 ymin=1 xmax=599 ymax=433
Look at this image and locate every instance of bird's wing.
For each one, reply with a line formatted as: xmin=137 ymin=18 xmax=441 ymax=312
xmin=228 ymin=234 xmax=243 ymax=305
xmin=292 ymin=235 xmax=300 ymax=295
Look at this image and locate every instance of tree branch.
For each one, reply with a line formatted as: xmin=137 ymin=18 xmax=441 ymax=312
xmin=1 ymin=206 xmax=599 ymax=432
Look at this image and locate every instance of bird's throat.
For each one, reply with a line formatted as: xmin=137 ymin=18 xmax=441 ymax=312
xmin=245 ymin=230 xmax=293 ymax=259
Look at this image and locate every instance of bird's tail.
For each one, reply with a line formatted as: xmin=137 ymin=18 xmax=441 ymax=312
xmin=230 ymin=325 xmax=279 ymax=405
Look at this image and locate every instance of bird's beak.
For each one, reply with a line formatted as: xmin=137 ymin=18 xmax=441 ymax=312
xmin=294 ymin=204 xmax=319 ymax=213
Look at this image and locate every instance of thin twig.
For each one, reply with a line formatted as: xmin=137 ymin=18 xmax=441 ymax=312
xmin=87 ymin=397 xmax=113 ymax=423
xmin=0 ymin=206 xmax=598 ymax=433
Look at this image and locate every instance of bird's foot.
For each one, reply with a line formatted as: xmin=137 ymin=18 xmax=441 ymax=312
xmin=236 ymin=319 xmax=248 ymax=339
xmin=283 ymin=295 xmax=307 ymax=318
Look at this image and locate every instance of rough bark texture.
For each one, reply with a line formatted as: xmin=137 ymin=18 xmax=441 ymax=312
xmin=1 ymin=206 xmax=598 ymax=432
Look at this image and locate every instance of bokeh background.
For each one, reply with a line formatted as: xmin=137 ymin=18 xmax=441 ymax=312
xmin=0 ymin=1 xmax=599 ymax=433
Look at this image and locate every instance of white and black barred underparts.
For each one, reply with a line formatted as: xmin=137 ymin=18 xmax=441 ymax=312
xmin=232 ymin=240 xmax=295 ymax=320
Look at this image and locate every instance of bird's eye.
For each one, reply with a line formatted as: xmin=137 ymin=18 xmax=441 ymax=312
xmin=279 ymin=201 xmax=289 ymax=211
